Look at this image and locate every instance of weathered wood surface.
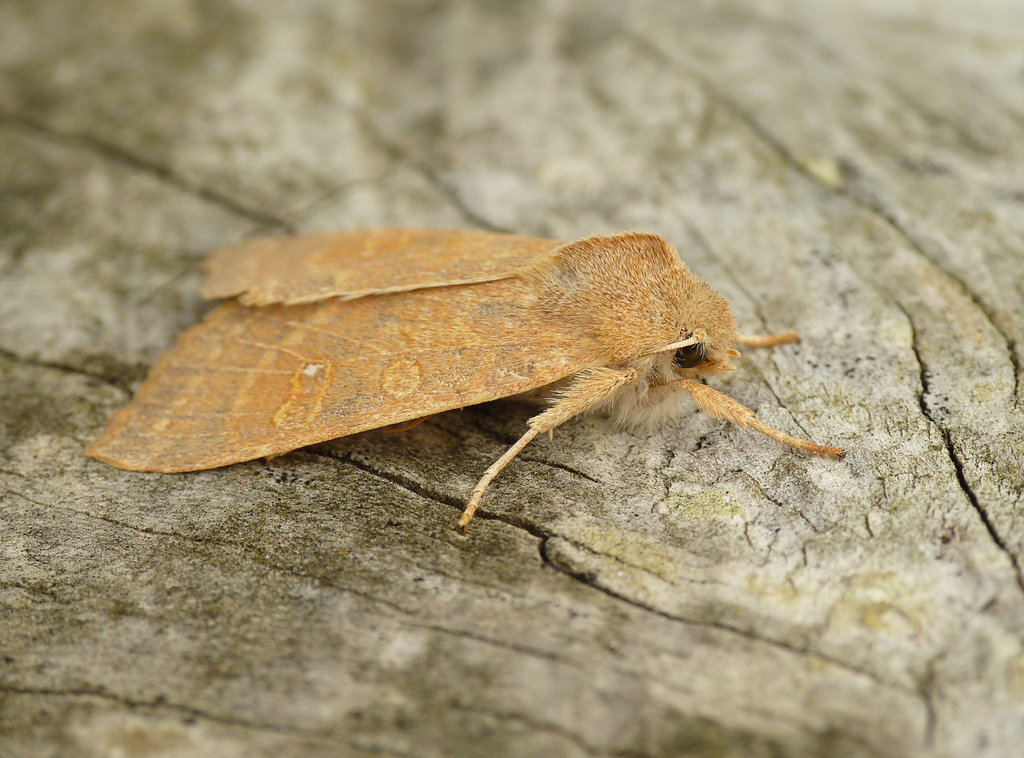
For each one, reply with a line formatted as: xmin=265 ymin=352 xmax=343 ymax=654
xmin=2 ymin=2 xmax=1023 ymax=756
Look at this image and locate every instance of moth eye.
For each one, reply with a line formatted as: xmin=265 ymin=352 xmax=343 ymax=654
xmin=673 ymin=342 xmax=706 ymax=369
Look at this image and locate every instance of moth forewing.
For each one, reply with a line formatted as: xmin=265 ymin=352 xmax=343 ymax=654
xmin=86 ymin=271 xmax=604 ymax=472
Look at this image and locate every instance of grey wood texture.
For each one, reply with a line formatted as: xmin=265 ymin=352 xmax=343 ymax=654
xmin=2 ymin=2 xmax=1023 ymax=756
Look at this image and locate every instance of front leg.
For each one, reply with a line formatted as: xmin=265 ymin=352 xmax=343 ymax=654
xmin=648 ymin=377 xmax=843 ymax=459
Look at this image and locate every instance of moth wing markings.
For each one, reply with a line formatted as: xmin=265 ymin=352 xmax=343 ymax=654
xmin=230 ymin=337 xmax=316 ymax=363
xmin=86 ymin=278 xmax=600 ymax=472
xmin=201 ymin=228 xmax=560 ymax=306
xmin=167 ymin=365 xmax=292 ymax=375
xmin=213 ymin=334 xmax=333 ymax=408
xmin=260 ymin=313 xmax=392 ymax=358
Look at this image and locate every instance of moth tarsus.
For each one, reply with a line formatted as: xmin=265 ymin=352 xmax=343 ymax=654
xmin=85 ymin=228 xmax=845 ymax=533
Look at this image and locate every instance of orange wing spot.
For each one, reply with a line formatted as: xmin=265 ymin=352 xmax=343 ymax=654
xmin=380 ymin=358 xmax=421 ymax=399
xmin=273 ymin=362 xmax=333 ymax=427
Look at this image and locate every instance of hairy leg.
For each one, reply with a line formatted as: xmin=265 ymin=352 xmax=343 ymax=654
xmin=651 ymin=377 xmax=843 ymax=459
xmin=457 ymin=367 xmax=639 ymax=532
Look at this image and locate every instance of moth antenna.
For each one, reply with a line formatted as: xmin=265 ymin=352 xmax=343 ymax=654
xmin=678 ymin=378 xmax=844 ymax=459
xmin=735 ymin=331 xmax=800 ymax=348
xmin=457 ymin=367 xmax=639 ymax=532
xmin=640 ymin=336 xmax=699 ymax=357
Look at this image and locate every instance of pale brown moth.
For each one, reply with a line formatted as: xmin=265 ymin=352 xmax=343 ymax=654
xmin=87 ymin=228 xmax=843 ymax=532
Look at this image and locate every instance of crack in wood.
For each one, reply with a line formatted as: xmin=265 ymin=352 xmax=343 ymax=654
xmin=538 ymin=536 xmax=920 ymax=699
xmin=6 ymin=489 xmax=254 ymax=551
xmin=330 ymin=450 xmax=465 ymax=510
xmin=915 ymin=654 xmax=941 ymax=749
xmin=447 ymin=702 xmax=605 ymax=756
xmin=898 ymin=303 xmax=1024 ymax=592
xmin=353 ymin=109 xmax=512 ymax=234
xmin=326 ymin=449 xmax=557 ymax=540
xmin=518 ymin=454 xmax=601 ymax=484
xmin=0 ymin=684 xmax=334 ymax=741
xmin=0 ymin=346 xmax=134 ymax=394
xmin=845 ymin=194 xmax=1021 ymax=407
xmin=0 ymin=109 xmax=295 ymax=234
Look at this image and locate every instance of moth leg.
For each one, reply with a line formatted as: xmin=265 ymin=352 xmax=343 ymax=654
xmin=734 ymin=331 xmax=799 ymax=348
xmin=674 ymin=378 xmax=844 ymax=459
xmin=380 ymin=414 xmax=436 ymax=434
xmin=457 ymin=367 xmax=639 ymax=533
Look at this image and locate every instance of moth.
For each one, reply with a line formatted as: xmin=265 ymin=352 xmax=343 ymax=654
xmin=87 ymin=228 xmax=843 ymax=532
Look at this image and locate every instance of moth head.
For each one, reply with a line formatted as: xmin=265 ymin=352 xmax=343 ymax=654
xmin=656 ymin=261 xmax=740 ymax=376
xmin=655 ymin=271 xmax=741 ymax=377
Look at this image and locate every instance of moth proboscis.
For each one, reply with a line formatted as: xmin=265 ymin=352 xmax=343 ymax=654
xmin=86 ymin=228 xmax=844 ymax=532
